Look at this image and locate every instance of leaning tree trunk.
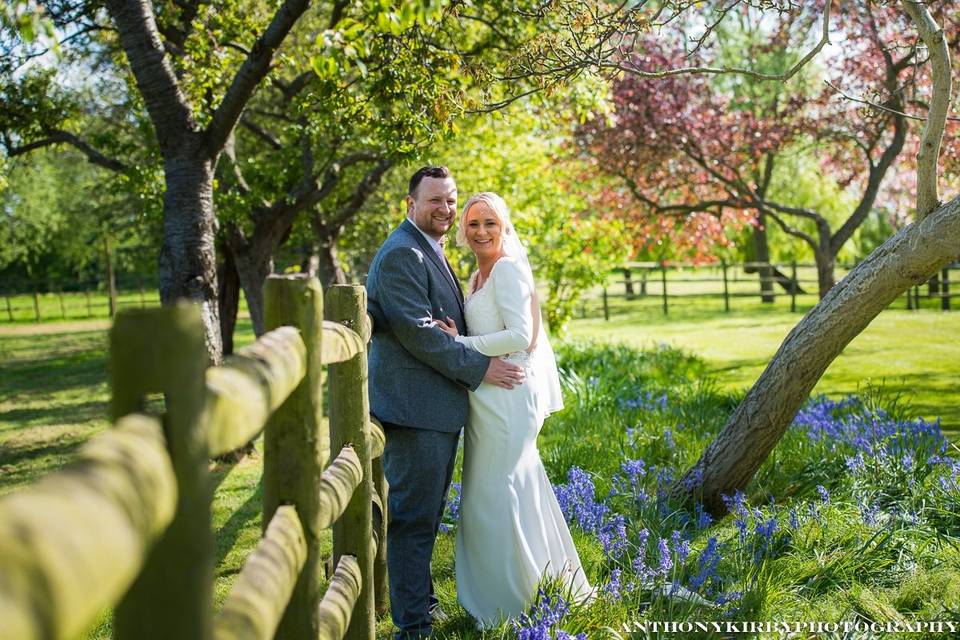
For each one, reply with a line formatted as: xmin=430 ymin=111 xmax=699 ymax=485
xmin=158 ymin=156 xmax=222 ymax=362
xmin=674 ymin=194 xmax=960 ymax=515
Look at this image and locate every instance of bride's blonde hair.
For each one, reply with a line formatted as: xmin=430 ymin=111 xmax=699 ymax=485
xmin=455 ymin=192 xmax=513 ymax=248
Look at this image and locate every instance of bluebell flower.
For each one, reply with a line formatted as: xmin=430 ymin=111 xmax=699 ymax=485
xmin=599 ymin=514 xmax=628 ymax=559
xmin=513 ymin=590 xmax=583 ymax=640
xmin=657 ymin=537 xmax=673 ymax=576
xmin=695 ymin=503 xmax=713 ymax=529
xmin=816 ymin=485 xmax=830 ymax=505
xmin=688 ymin=536 xmax=720 ymax=592
xmin=672 ymin=529 xmax=691 ymax=564
xmin=603 ymin=568 xmax=623 ymax=601
xmin=663 ymin=428 xmax=675 ymax=450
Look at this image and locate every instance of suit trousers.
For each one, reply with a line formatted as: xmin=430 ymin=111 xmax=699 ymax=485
xmin=381 ymin=420 xmax=460 ymax=638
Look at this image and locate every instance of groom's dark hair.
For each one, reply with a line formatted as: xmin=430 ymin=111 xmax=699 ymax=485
xmin=408 ymin=165 xmax=452 ymax=196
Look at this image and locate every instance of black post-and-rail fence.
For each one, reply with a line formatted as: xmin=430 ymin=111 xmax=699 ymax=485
xmin=588 ymin=261 xmax=960 ymax=320
xmin=0 ymin=276 xmax=388 ymax=640
xmin=5 ymin=261 xmax=958 ymax=326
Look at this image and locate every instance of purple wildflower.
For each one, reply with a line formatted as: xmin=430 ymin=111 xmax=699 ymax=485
xmin=816 ymin=485 xmax=830 ymax=505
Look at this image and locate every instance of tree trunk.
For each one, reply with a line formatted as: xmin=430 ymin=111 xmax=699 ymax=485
xmin=814 ymin=249 xmax=836 ymax=299
xmin=231 ymin=245 xmax=273 ymax=337
xmin=300 ymin=246 xmax=320 ymax=278
xmin=674 ymin=194 xmax=960 ymax=516
xmin=752 ymin=217 xmax=775 ymax=303
xmin=158 ymin=155 xmax=222 ymax=363
xmin=317 ymin=238 xmax=348 ymax=288
xmin=217 ymin=242 xmax=241 ymax=356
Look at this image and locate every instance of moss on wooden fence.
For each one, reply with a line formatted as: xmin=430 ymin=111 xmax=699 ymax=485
xmin=0 ymin=276 xmax=387 ymax=640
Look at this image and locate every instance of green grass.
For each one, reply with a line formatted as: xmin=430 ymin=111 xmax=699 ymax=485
xmin=567 ymin=303 xmax=960 ymax=436
xmin=2 ymin=304 xmax=959 ymax=639
xmin=0 ymin=289 xmax=160 ymax=323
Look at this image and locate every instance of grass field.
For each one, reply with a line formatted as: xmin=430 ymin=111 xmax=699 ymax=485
xmin=2 ymin=303 xmax=959 ymax=638
xmin=567 ymin=301 xmax=960 ymax=437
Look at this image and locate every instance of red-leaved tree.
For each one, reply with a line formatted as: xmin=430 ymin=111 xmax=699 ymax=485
xmin=579 ymin=2 xmax=959 ymax=298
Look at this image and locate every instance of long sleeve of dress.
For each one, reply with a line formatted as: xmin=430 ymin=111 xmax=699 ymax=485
xmin=456 ymin=259 xmax=534 ymax=356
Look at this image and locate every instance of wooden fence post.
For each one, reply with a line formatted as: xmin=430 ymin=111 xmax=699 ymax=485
xmin=263 ymin=275 xmax=327 ymax=640
xmin=623 ymin=267 xmax=634 ymax=299
xmin=602 ymin=286 xmax=609 ymax=321
xmin=660 ymin=264 xmax=668 ymax=315
xmin=110 ymin=305 xmax=211 ymax=640
xmin=326 ymin=284 xmax=376 ymax=640
xmin=5 ymin=295 xmax=12 ymax=322
xmin=943 ymin=267 xmax=951 ymax=310
xmin=371 ymin=452 xmax=388 ymax=618
xmin=722 ymin=260 xmax=730 ymax=312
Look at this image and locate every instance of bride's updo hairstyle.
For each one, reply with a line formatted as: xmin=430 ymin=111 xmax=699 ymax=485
xmin=456 ymin=192 xmax=513 ymax=248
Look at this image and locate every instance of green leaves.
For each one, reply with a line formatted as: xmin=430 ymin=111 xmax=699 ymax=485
xmin=2 ymin=0 xmax=57 ymax=52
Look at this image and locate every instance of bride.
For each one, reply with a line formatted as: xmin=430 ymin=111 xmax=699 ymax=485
xmin=436 ymin=192 xmax=592 ymax=627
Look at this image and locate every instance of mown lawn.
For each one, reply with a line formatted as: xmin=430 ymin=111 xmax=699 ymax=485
xmin=567 ymin=302 xmax=960 ymax=437
xmin=1 ymin=305 xmax=958 ymax=638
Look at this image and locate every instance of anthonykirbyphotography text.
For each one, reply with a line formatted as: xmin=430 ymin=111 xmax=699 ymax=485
xmin=624 ymin=620 xmax=959 ymax=635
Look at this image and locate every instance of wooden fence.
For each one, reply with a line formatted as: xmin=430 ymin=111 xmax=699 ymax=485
xmin=1 ymin=275 xmax=157 ymax=323
xmin=0 ymin=276 xmax=388 ymax=640
xmin=589 ymin=261 xmax=960 ymax=319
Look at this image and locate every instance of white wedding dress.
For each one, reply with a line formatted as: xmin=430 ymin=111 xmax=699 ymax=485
xmin=454 ymin=257 xmax=591 ymax=627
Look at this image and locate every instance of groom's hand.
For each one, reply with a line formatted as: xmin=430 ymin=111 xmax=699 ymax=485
xmin=484 ymin=358 xmax=525 ymax=389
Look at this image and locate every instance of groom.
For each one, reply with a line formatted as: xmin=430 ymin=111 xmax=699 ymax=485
xmin=366 ymin=166 xmax=524 ymax=639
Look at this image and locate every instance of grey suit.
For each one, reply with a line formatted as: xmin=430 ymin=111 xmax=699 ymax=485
xmin=366 ymin=219 xmax=488 ymax=638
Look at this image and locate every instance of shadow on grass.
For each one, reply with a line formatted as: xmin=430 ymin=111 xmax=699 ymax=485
xmin=214 ymin=475 xmax=263 ymax=571
xmin=0 ymin=399 xmax=106 ymax=429
xmin=1 ymin=350 xmax=107 ymax=397
xmin=0 ymin=432 xmax=90 ymax=489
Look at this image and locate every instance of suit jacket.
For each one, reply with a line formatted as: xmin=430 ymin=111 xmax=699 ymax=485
xmin=366 ymin=219 xmax=489 ymax=432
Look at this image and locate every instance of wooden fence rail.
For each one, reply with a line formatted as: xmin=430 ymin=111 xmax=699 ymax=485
xmin=0 ymin=276 xmax=386 ymax=640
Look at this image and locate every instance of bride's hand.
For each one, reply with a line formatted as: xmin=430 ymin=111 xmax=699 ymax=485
xmin=435 ymin=316 xmax=460 ymax=337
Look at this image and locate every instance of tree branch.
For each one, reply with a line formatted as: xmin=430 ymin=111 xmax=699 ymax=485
xmin=619 ymin=173 xmax=737 ymax=217
xmin=824 ymin=80 xmax=960 ymax=123
xmin=256 ymin=151 xmax=381 ymax=224
xmin=104 ymin=0 xmax=197 ymax=153
xmin=830 ymin=53 xmax=909 ymax=254
xmin=7 ymin=130 xmax=129 ymax=172
xmin=762 ymin=208 xmax=817 ymax=249
xmin=611 ymin=0 xmax=831 ymax=83
xmin=240 ymin=116 xmax=283 ymax=150
xmin=330 ymin=158 xmax=394 ymax=227
xmin=901 ymin=0 xmax=953 ymax=219
xmin=205 ymin=0 xmax=311 ymax=158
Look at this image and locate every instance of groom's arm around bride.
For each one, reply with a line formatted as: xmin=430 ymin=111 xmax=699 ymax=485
xmin=364 ymin=165 xmax=523 ymax=640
